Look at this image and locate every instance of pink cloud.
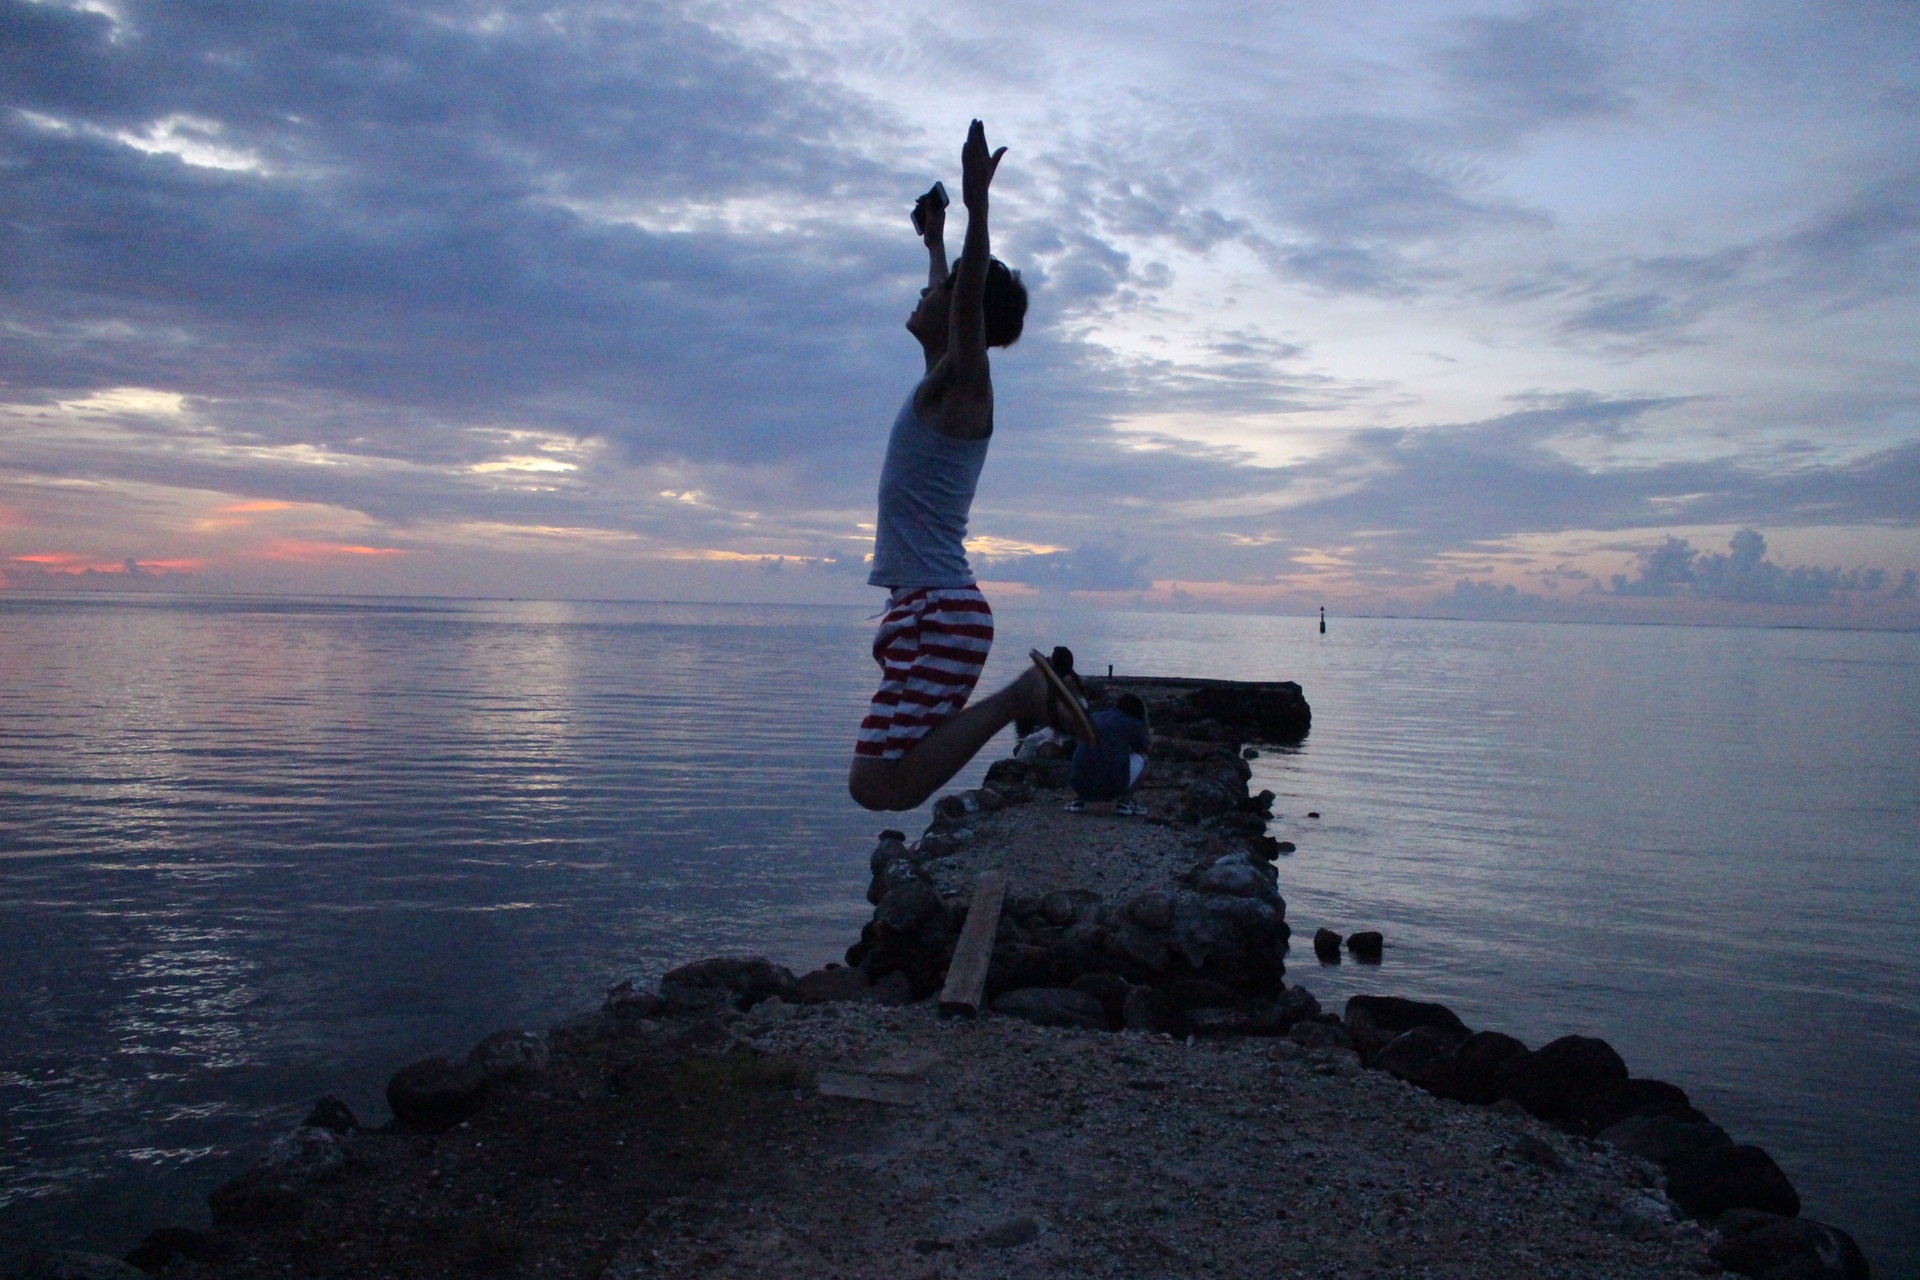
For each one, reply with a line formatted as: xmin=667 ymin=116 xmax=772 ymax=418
xmin=257 ymin=540 xmax=406 ymax=563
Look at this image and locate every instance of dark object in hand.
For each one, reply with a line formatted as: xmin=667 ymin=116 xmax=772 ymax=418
xmin=911 ymin=181 xmax=948 ymax=235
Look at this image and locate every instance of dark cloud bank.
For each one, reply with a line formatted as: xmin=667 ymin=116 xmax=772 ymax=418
xmin=1612 ymin=530 xmax=1916 ymax=607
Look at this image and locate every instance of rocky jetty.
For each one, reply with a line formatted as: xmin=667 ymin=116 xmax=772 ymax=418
xmin=50 ymin=676 xmax=1872 ymax=1280
xmin=843 ymin=678 xmax=1303 ymax=1028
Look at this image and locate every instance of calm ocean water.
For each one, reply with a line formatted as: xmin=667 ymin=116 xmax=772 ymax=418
xmin=1 ymin=595 xmax=1915 ymax=1272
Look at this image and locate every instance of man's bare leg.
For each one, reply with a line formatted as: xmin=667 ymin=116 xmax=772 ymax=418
xmin=848 ymin=666 xmax=1051 ymax=812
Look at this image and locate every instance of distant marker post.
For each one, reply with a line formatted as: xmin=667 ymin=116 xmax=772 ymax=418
xmin=1319 ymin=605 xmax=1326 ymax=634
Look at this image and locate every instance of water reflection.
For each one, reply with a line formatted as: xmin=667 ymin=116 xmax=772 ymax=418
xmin=1 ymin=597 xmax=1915 ymax=1271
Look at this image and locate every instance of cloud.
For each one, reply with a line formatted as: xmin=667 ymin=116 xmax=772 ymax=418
xmin=1439 ymin=578 xmax=1544 ymax=616
xmin=0 ymin=550 xmax=200 ymax=588
xmin=1439 ymin=6 xmax=1632 ymax=127
xmin=1610 ymin=534 xmax=1697 ymax=597
xmin=0 ymin=0 xmax=921 ymax=478
xmin=1610 ymin=529 xmax=1901 ymax=606
xmin=977 ymin=543 xmax=1152 ymax=592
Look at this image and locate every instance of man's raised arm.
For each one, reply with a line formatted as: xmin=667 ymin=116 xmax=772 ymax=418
xmin=920 ymin=187 xmax=948 ymax=292
xmin=947 ymin=119 xmax=1006 ymax=386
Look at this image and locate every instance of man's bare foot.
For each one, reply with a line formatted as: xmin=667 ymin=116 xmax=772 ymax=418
xmin=1028 ymin=650 xmax=1099 ymax=744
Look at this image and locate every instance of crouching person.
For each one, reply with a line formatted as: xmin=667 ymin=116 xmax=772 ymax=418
xmin=1067 ymin=693 xmax=1151 ymax=814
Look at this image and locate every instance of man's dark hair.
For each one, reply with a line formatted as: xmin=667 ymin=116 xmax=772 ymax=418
xmin=1116 ymin=693 xmax=1147 ymax=722
xmin=946 ymin=258 xmax=1028 ymax=348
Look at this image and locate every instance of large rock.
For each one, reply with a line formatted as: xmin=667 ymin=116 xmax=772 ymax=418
xmin=1210 ymin=811 xmax=1271 ymax=839
xmin=1166 ymin=977 xmax=1240 ymax=1010
xmin=1108 ymin=923 xmax=1174 ymax=975
xmin=1039 ymin=891 xmax=1077 ymax=926
xmin=1493 ymin=1035 xmax=1628 ymax=1128
xmin=1069 ymin=973 xmax=1132 ymax=1028
xmin=916 ymin=829 xmax=973 ymax=858
xmin=1345 ymin=931 xmax=1384 ymax=960
xmin=983 ymin=758 xmax=1031 ymax=789
xmin=467 ymin=1029 xmax=549 ymax=1083
xmin=931 ymin=793 xmax=973 ymax=824
xmin=1343 ymin=996 xmax=1470 ymax=1058
xmin=301 ymin=1095 xmax=358 ymax=1133
xmin=1432 ymin=1030 xmax=1528 ymax=1105
xmin=1665 ymin=1144 xmax=1801 ymax=1220
xmin=1180 ymin=757 xmax=1254 ymax=821
xmin=1377 ymin=1026 xmax=1459 ymax=1090
xmin=602 ymin=979 xmax=665 ymax=1019
xmin=1597 ymin=1113 xmax=1733 ymax=1167
xmin=1288 ymin=1019 xmax=1352 ymax=1051
xmin=1709 ymin=1214 xmax=1870 ymax=1280
xmin=795 ymin=965 xmax=871 ymax=1004
xmin=208 ymin=1126 xmax=347 ymax=1225
xmin=1169 ymin=891 xmax=1284 ymax=975
xmin=1121 ymin=985 xmax=1184 ymax=1036
xmin=867 ymin=970 xmax=914 ymax=1005
xmin=3 ymin=1252 xmax=146 ymax=1280
xmin=985 ymin=942 xmax=1053 ymax=999
xmin=874 ymin=878 xmax=942 ymax=933
xmin=659 ymin=957 xmax=797 ymax=1011
xmin=993 ymin=987 xmax=1106 ymax=1031
xmin=1573 ymin=1076 xmax=1703 ymax=1132
xmin=1125 ymin=891 xmax=1175 ymax=931
xmin=1047 ymin=921 xmax=1111 ymax=983
xmin=1278 ymin=984 xmax=1322 ymax=1025
xmin=1196 ymin=861 xmax=1269 ymax=899
xmin=386 ymin=1056 xmax=487 ymax=1132
xmin=868 ymin=831 xmax=911 ymax=877
xmin=1179 ymin=681 xmax=1311 ymax=743
xmin=123 ymin=1229 xmax=216 ymax=1273
xmin=1312 ymin=928 xmax=1342 ymax=962
xmin=1612 ymin=1191 xmax=1677 ymax=1240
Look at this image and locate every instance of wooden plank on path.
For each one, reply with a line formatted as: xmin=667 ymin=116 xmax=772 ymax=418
xmin=815 ymin=1071 xmax=924 ymax=1106
xmin=938 ymin=871 xmax=1006 ymax=1018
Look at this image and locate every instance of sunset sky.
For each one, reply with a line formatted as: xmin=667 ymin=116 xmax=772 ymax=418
xmin=3 ymin=0 xmax=1917 ymax=625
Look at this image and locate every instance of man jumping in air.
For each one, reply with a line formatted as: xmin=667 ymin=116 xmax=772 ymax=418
xmin=848 ymin=120 xmax=1096 ymax=813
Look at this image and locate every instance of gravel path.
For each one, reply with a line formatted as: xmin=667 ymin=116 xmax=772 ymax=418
xmin=636 ymin=999 xmax=1715 ymax=1280
xmin=922 ymin=791 xmax=1204 ymax=905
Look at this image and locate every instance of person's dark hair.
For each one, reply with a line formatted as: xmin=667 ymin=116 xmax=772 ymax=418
xmin=1116 ymin=693 xmax=1147 ymax=722
xmin=945 ymin=258 xmax=1028 ymax=348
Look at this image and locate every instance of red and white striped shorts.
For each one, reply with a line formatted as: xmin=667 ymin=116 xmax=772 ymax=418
xmin=854 ymin=586 xmax=994 ymax=760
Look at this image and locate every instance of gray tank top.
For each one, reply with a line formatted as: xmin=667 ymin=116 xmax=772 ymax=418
xmin=867 ymin=391 xmax=990 ymax=588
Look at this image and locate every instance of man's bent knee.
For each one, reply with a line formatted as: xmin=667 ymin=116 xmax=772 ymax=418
xmin=848 ymin=757 xmax=931 ymax=812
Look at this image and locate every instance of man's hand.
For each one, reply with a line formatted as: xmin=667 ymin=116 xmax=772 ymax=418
xmin=961 ymin=119 xmax=1006 ymax=209
xmin=918 ymin=189 xmax=946 ymax=247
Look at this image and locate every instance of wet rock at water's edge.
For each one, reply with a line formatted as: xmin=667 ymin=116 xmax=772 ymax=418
xmin=1492 ymin=1035 xmax=1627 ymax=1129
xmin=385 ymin=1057 xmax=487 ymax=1133
xmin=659 ymin=956 xmax=797 ymax=1012
xmin=1343 ymin=995 xmax=1469 ymax=1060
xmin=1710 ymin=1212 xmax=1869 ymax=1280
xmin=1664 ymin=1144 xmax=1801 ymax=1220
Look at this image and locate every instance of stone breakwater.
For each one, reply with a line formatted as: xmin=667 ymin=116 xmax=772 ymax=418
xmin=855 ymin=678 xmax=1312 ymax=1009
xmin=27 ymin=679 xmax=1871 ymax=1280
